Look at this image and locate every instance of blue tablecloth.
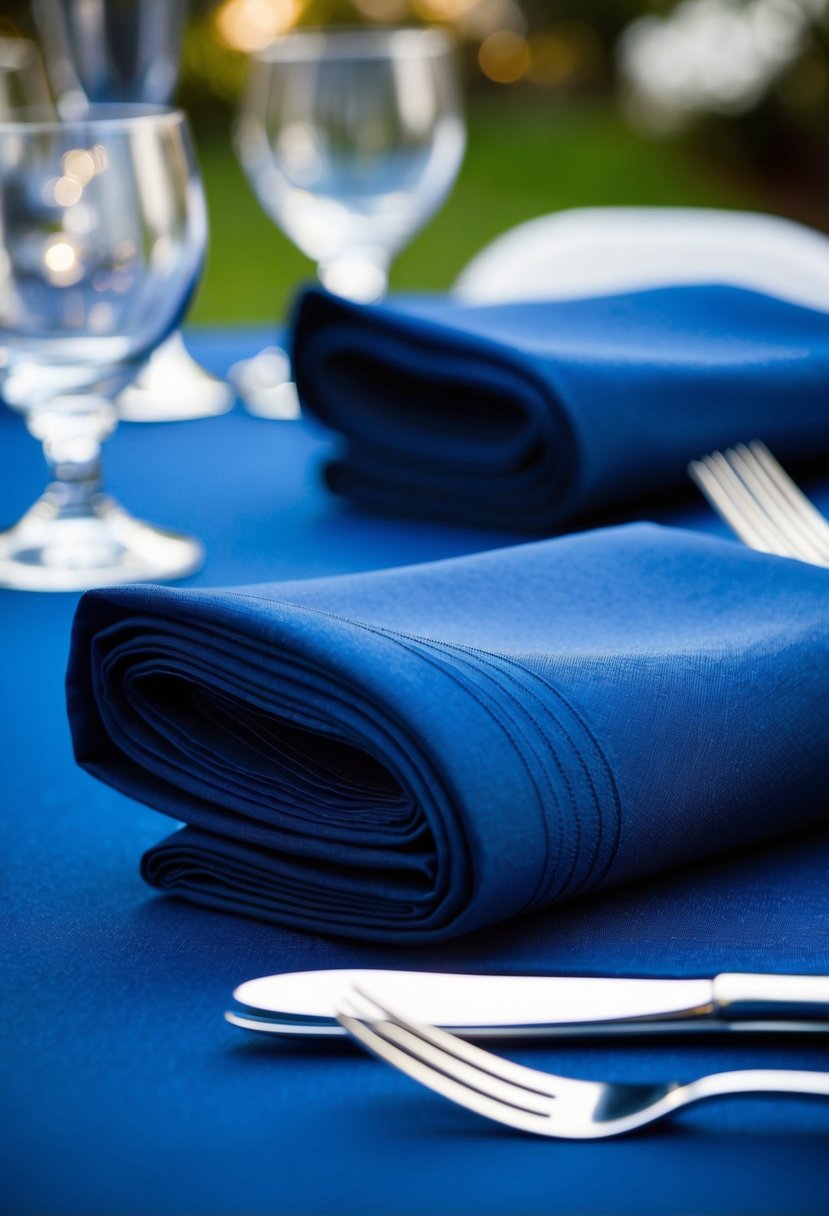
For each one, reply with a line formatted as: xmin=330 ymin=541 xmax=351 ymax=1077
xmin=3 ymin=328 xmax=829 ymax=1216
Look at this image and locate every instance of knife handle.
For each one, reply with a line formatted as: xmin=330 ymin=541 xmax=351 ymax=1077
xmin=713 ymin=973 xmax=829 ymax=1019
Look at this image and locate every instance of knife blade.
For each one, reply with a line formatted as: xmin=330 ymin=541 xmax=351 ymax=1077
xmin=226 ymin=969 xmax=829 ymax=1039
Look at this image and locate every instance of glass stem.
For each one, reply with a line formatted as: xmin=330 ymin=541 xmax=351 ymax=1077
xmin=26 ymin=396 xmax=117 ymax=517
xmin=317 ymin=252 xmax=389 ymax=303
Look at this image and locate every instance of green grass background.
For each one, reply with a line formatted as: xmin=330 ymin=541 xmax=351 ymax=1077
xmin=190 ymin=98 xmax=760 ymax=323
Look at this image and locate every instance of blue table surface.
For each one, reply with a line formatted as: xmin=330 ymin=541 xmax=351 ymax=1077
xmin=3 ymin=328 xmax=829 ymax=1216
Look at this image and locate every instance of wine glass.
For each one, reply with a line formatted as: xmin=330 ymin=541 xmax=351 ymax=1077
xmin=0 ymin=107 xmax=207 ymax=591
xmin=232 ymin=26 xmax=466 ymax=418
xmin=31 ymin=0 xmax=233 ymax=422
xmin=30 ymin=0 xmax=187 ymax=115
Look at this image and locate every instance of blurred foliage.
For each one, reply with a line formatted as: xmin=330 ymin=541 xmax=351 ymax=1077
xmin=182 ymin=0 xmax=829 ymax=227
xmin=178 ymin=0 xmax=657 ymax=108
xmin=5 ymin=0 xmax=828 ymax=146
xmin=184 ymin=0 xmax=825 ymax=229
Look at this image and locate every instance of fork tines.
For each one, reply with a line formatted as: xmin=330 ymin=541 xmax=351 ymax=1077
xmin=689 ymin=440 xmax=829 ymax=567
xmin=337 ymin=987 xmax=581 ymax=1134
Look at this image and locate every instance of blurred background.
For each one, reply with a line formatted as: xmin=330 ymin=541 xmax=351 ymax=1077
xmin=4 ymin=0 xmax=828 ymax=323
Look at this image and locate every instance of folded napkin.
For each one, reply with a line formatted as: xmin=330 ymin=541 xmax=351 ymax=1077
xmin=66 ymin=524 xmax=829 ymax=942
xmin=292 ymin=284 xmax=829 ymax=530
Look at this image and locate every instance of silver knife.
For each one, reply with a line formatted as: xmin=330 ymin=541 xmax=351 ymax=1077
xmin=225 ymin=969 xmax=829 ymax=1039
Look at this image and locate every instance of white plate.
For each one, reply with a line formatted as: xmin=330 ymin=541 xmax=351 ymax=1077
xmin=454 ymin=206 xmax=829 ymax=313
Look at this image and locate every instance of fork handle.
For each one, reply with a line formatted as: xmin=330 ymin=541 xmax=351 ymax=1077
xmin=684 ymin=1069 xmax=829 ymax=1103
xmin=713 ymin=973 xmax=829 ymax=1019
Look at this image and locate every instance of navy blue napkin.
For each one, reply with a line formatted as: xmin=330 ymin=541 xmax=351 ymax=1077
xmin=292 ymin=284 xmax=829 ymax=530
xmin=67 ymin=524 xmax=829 ymax=942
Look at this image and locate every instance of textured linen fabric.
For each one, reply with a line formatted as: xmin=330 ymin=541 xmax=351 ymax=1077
xmin=292 ymin=284 xmax=829 ymax=529
xmin=4 ymin=332 xmax=829 ymax=1216
xmin=67 ymin=522 xmax=829 ymax=942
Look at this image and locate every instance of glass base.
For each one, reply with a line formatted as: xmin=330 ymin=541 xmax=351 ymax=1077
xmin=227 ymin=347 xmax=301 ymax=420
xmin=117 ymin=331 xmax=234 ymax=422
xmin=0 ymin=488 xmax=204 ymax=591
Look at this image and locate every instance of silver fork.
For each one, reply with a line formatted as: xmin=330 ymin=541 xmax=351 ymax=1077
xmin=337 ymin=990 xmax=829 ymax=1140
xmin=688 ymin=439 xmax=829 ymax=567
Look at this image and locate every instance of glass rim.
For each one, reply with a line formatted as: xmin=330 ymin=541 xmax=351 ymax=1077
xmin=253 ymin=26 xmax=454 ymax=64
xmin=0 ymin=103 xmax=188 ymax=135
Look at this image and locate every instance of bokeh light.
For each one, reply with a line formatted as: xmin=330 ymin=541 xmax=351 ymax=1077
xmin=478 ymin=29 xmax=530 ymax=83
xmin=619 ymin=0 xmax=827 ymax=130
xmin=215 ymin=0 xmax=303 ymax=53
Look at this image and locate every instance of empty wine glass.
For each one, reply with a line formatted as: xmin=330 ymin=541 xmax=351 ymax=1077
xmin=232 ymin=26 xmax=466 ymax=417
xmin=31 ymin=0 xmax=186 ymax=116
xmin=0 ymin=107 xmax=207 ymax=590
xmin=32 ymin=0 xmax=233 ymax=422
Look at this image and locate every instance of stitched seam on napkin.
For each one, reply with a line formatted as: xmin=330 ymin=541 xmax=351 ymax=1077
xmin=220 ymin=591 xmax=554 ymax=919
xmin=457 ymin=644 xmax=622 ymax=896
xmin=400 ymin=636 xmax=558 ymax=912
xmin=415 ymin=638 xmax=621 ymax=902
xmin=424 ymin=640 xmax=597 ymax=903
xmin=345 ymin=616 xmax=620 ymax=900
xmin=219 ymin=592 xmax=617 ymax=910
xmin=313 ymin=621 xmax=552 ymax=916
